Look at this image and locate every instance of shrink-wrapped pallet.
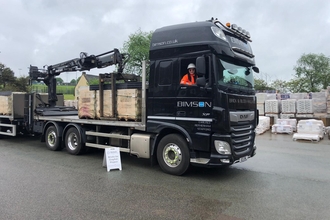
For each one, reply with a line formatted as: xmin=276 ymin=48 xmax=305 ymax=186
xmin=312 ymin=98 xmax=327 ymax=113
xmin=257 ymin=103 xmax=264 ymax=116
xmin=78 ymin=89 xmax=96 ymax=119
xmin=64 ymin=100 xmax=78 ymax=109
xmin=266 ymin=93 xmax=277 ymax=100
xmin=75 ymin=85 xmax=89 ymax=101
xmin=256 ymin=93 xmax=267 ymax=103
xmin=293 ymin=119 xmax=325 ymax=142
xmin=0 ymin=95 xmax=12 ymax=115
xmin=277 ymin=118 xmax=297 ymax=131
xmin=296 ymin=99 xmax=313 ymax=114
xmin=272 ymin=124 xmax=293 ymax=134
xmin=290 ymin=93 xmax=309 ymax=100
xmin=265 ymin=113 xmax=279 ymax=124
xmin=327 ymin=86 xmax=330 ymax=100
xmin=256 ymin=116 xmax=270 ymax=135
xmin=327 ymin=100 xmax=330 ymax=114
xmin=95 ymin=90 xmax=113 ymax=118
xmin=311 ymin=92 xmax=326 ymax=99
xmin=117 ymin=89 xmax=141 ymax=121
xmin=265 ymin=100 xmax=281 ymax=113
xmin=0 ymin=92 xmax=27 ymax=116
xmin=281 ymin=99 xmax=296 ymax=113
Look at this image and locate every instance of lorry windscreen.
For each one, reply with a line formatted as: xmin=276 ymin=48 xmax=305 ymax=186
xmin=216 ymin=57 xmax=256 ymax=89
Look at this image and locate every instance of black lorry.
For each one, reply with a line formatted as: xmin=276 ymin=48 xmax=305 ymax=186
xmin=0 ymin=18 xmax=259 ymax=175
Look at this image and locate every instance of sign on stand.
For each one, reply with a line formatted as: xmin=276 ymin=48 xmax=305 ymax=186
xmin=103 ymin=147 xmax=122 ymax=172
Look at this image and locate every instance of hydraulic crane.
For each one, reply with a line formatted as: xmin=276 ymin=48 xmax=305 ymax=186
xmin=29 ymin=49 xmax=128 ymax=112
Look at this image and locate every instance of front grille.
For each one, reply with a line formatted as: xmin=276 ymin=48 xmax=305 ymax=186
xmin=230 ymin=122 xmax=254 ymax=156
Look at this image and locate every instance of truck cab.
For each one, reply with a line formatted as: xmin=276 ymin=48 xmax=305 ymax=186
xmin=147 ymin=18 xmax=259 ymax=174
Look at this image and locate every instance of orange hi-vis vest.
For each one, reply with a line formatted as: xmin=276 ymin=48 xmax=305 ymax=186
xmin=180 ymin=73 xmax=196 ymax=85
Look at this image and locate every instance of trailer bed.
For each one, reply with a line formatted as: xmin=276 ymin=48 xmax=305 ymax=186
xmin=35 ymin=115 xmax=146 ymax=131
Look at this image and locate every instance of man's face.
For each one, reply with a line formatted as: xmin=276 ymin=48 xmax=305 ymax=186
xmin=189 ymin=68 xmax=195 ymax=75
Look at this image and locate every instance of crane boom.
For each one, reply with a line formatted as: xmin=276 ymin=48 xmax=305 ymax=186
xmin=29 ymin=48 xmax=128 ymax=108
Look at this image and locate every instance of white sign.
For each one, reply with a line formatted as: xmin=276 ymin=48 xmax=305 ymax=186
xmin=103 ymin=147 xmax=122 ymax=172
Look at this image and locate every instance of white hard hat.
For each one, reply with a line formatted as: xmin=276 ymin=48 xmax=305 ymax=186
xmin=187 ymin=63 xmax=196 ymax=69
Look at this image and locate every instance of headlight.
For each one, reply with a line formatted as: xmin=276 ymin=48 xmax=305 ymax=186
xmin=211 ymin=26 xmax=227 ymax=42
xmin=214 ymin=140 xmax=231 ymax=155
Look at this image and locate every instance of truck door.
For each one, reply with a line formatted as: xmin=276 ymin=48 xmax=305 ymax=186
xmin=148 ymin=60 xmax=177 ymax=118
xmin=176 ymin=57 xmax=213 ymax=151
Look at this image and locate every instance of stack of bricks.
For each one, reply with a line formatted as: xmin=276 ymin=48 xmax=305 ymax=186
xmin=312 ymin=91 xmax=327 ymax=118
xmin=280 ymin=99 xmax=296 ymax=119
xmin=327 ymin=87 xmax=330 ymax=114
xmin=265 ymin=97 xmax=280 ymax=124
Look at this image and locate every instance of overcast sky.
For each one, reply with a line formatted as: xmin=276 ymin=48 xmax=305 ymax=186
xmin=1 ymin=0 xmax=330 ymax=83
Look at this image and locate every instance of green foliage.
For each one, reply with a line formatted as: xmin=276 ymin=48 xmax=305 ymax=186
xmin=9 ymin=76 xmax=30 ymax=92
xmin=122 ymin=29 xmax=153 ymax=75
xmin=269 ymin=79 xmax=289 ymax=93
xmin=285 ymin=78 xmax=310 ymax=93
xmin=70 ymin=79 xmax=77 ymax=85
xmin=64 ymin=94 xmax=75 ymax=100
xmin=293 ymin=53 xmax=330 ymax=92
xmin=56 ymin=77 xmax=64 ymax=85
xmin=254 ymin=78 xmax=274 ymax=91
xmin=0 ymin=63 xmax=16 ymax=90
xmin=89 ymin=78 xmax=100 ymax=85
xmin=31 ymin=85 xmax=75 ymax=95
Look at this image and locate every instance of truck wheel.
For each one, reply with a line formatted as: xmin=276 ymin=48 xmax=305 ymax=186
xmin=157 ymin=134 xmax=190 ymax=175
xmin=45 ymin=126 xmax=61 ymax=151
xmin=65 ymin=127 xmax=85 ymax=155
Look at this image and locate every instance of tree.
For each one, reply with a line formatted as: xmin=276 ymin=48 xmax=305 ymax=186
xmin=56 ymin=77 xmax=64 ymax=85
xmin=0 ymin=63 xmax=15 ymax=89
xmin=293 ymin=53 xmax=330 ymax=92
xmin=6 ymin=76 xmax=30 ymax=92
xmin=269 ymin=79 xmax=289 ymax=93
xmin=70 ymin=79 xmax=77 ymax=85
xmin=285 ymin=78 xmax=309 ymax=93
xmin=254 ymin=78 xmax=274 ymax=91
xmin=122 ymin=29 xmax=153 ymax=75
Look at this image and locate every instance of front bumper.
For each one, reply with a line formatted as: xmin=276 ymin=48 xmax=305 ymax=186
xmin=190 ymin=142 xmax=256 ymax=167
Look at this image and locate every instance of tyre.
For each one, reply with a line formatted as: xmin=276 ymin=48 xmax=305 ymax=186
xmin=45 ymin=126 xmax=61 ymax=151
xmin=65 ymin=127 xmax=85 ymax=155
xmin=157 ymin=134 xmax=190 ymax=176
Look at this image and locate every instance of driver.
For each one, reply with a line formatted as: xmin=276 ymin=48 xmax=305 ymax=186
xmin=180 ymin=63 xmax=197 ymax=85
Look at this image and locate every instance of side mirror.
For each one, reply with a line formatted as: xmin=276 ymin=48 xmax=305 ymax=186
xmin=196 ymin=56 xmax=206 ymax=77
xmin=196 ymin=77 xmax=206 ymax=87
xmin=252 ymin=66 xmax=259 ymax=73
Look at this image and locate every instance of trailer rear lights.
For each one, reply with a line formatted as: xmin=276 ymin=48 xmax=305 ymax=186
xmin=214 ymin=140 xmax=231 ymax=155
xmin=211 ymin=26 xmax=227 ymax=42
xmin=220 ymin=159 xmax=230 ymax=164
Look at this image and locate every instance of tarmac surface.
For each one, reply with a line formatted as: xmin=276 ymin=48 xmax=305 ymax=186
xmin=0 ymin=131 xmax=330 ymax=220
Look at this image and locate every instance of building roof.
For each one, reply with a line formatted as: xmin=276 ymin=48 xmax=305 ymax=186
xmin=83 ymin=73 xmax=99 ymax=83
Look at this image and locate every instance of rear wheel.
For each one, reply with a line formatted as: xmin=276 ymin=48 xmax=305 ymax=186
xmin=65 ymin=127 xmax=85 ymax=155
xmin=157 ymin=134 xmax=190 ymax=176
xmin=45 ymin=126 xmax=61 ymax=151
